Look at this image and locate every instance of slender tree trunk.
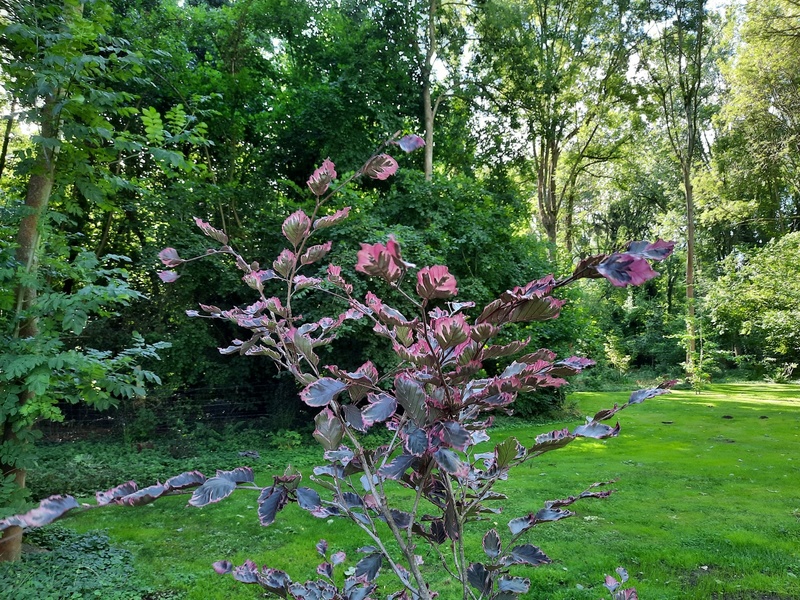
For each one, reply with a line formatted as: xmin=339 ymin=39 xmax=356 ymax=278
xmin=0 ymin=99 xmax=16 ymax=181
xmin=683 ymin=161 xmax=696 ymax=371
xmin=0 ymin=97 xmax=57 ymax=561
xmin=422 ymin=0 xmax=437 ymax=181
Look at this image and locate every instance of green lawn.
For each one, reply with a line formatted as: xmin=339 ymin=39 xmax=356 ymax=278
xmin=17 ymin=383 xmax=800 ymax=599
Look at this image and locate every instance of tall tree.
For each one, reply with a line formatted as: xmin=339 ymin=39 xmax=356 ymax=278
xmin=641 ymin=0 xmax=719 ymax=373
xmin=0 ymin=0 xmax=184 ymax=560
xmin=476 ymin=0 xmax=640 ymax=258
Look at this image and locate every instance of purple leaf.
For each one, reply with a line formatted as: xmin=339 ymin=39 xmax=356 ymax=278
xmin=317 ymin=562 xmax=333 ymax=578
xmin=467 ymin=563 xmax=492 ymax=596
xmin=316 ymin=539 xmax=329 ymax=556
xmin=433 ymin=448 xmax=470 ymax=478
xmin=296 ymin=487 xmax=322 ymax=511
xmin=401 ymin=422 xmax=429 ymax=456
xmin=498 ymin=576 xmax=531 ymax=593
xmin=158 ymin=247 xmax=184 ymax=267
xmin=261 ymin=568 xmax=293 ymax=594
xmin=416 ymin=265 xmax=458 ymax=299
xmin=313 ymin=408 xmax=345 ymax=451
xmin=529 ymin=428 xmax=575 ymax=454
xmin=628 ymin=381 xmax=676 ymax=404
xmin=0 ymin=495 xmax=79 ymax=531
xmin=617 ymin=567 xmax=629 ymax=583
xmin=377 ymin=454 xmax=416 ymax=480
xmin=217 ymin=466 xmax=254 ymax=484
xmin=355 ymin=553 xmax=382 ymax=582
xmin=388 ymin=509 xmax=413 ymax=528
xmin=120 ymin=483 xmax=168 ymax=506
xmin=314 ymin=206 xmax=351 ymax=230
xmin=361 ymin=392 xmax=397 ymax=427
xmin=395 ymin=374 xmax=428 ymax=426
xmin=482 ymin=529 xmax=501 ymax=558
xmin=213 ymin=560 xmax=233 ymax=574
xmin=573 ymin=421 xmax=621 ymax=439
xmin=435 ymin=421 xmax=471 ymax=452
xmin=282 ymin=210 xmax=311 ymax=247
xmin=394 ymin=134 xmax=425 ymax=152
xmin=332 ymin=551 xmax=346 ymax=565
xmin=301 ymin=241 xmax=333 ymax=266
xmin=96 ymin=481 xmax=138 ymax=506
xmin=626 ymin=239 xmax=675 ymax=260
xmin=364 ymin=154 xmax=398 ymax=180
xmin=597 ymin=254 xmax=659 ymax=288
xmin=258 ymin=485 xmax=288 ymax=526
xmin=301 ymin=378 xmax=347 ymax=407
xmin=165 ymin=471 xmax=206 ymax=491
xmin=533 ymin=507 xmax=575 ymax=523
xmin=158 ymin=270 xmax=179 ymax=283
xmin=188 ymin=477 xmax=237 ymax=507
xmin=343 ymin=404 xmax=366 ymax=432
xmin=233 ymin=559 xmax=259 ymax=584
xmin=506 ymin=544 xmax=551 ymax=567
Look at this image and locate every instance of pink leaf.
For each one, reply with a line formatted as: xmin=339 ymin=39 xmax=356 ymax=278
xmin=282 ymin=210 xmax=312 ymax=247
xmin=193 ymin=217 xmax=228 ymax=244
xmin=158 ymin=270 xmax=179 ymax=283
xmin=158 ymin=247 xmax=184 ymax=267
xmin=314 ymin=206 xmax=351 ymax=230
xmin=355 ymin=239 xmax=404 ymax=283
xmin=307 ymin=158 xmax=337 ymax=196
xmin=416 ymin=265 xmax=458 ymax=299
xmin=364 ymin=154 xmax=398 ymax=180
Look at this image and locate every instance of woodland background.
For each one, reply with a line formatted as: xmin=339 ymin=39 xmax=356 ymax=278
xmin=1 ymin=0 xmax=799 ymax=445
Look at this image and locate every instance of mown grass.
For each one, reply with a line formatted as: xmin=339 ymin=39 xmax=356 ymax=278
xmin=24 ymin=383 xmax=800 ymax=598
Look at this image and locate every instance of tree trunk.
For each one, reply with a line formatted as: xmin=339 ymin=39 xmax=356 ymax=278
xmin=422 ymin=0 xmax=437 ymax=181
xmin=0 ymin=98 xmax=16 ymax=181
xmin=683 ymin=161 xmax=696 ymax=371
xmin=0 ymin=75 xmax=59 ymax=568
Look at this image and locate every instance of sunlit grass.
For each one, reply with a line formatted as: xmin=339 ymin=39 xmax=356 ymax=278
xmin=57 ymin=383 xmax=800 ymax=599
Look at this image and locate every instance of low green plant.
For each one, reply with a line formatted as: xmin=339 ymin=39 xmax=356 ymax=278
xmin=0 ymin=525 xmax=167 ymax=599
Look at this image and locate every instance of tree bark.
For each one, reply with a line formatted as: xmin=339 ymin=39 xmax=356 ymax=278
xmin=0 ymin=98 xmax=57 ymax=561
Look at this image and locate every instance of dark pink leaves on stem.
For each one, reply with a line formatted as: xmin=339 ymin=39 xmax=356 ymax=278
xmin=356 ymin=237 xmax=404 ymax=283
xmin=416 ymin=265 xmax=458 ymax=299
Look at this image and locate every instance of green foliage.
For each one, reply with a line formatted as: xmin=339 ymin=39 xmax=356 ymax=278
xmin=705 ymin=232 xmax=800 ymax=376
xmin=0 ymin=525 xmax=165 ymax=599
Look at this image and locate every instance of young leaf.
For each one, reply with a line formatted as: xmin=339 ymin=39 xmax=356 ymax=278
xmin=258 ymin=485 xmax=289 ymax=526
xmin=282 ymin=210 xmax=312 ymax=247
xmin=355 ymin=552 xmax=382 ymax=582
xmin=188 ymin=477 xmax=237 ymax=507
xmin=361 ymin=392 xmax=397 ymax=426
xmin=313 ymin=408 xmax=345 ymax=451
xmin=165 ymin=471 xmax=206 ymax=491
xmin=0 ymin=495 xmax=80 ymax=531
xmin=506 ymin=544 xmax=551 ymax=566
xmin=482 ymin=529 xmax=501 ymax=559
xmin=363 ymin=154 xmax=398 ymax=180
xmin=301 ymin=378 xmax=347 ymax=407
xmin=96 ymin=481 xmax=138 ymax=506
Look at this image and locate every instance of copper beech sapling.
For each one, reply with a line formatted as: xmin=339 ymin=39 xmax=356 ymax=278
xmin=2 ymin=135 xmax=670 ymax=599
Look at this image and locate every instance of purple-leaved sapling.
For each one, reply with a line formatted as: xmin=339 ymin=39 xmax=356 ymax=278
xmin=1 ymin=134 xmax=670 ymax=599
